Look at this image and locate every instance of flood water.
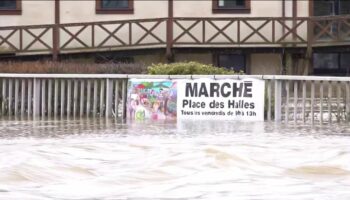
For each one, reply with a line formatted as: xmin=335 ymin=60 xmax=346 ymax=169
xmin=0 ymin=119 xmax=349 ymax=200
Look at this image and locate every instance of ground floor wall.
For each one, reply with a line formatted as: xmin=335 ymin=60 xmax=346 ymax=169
xmin=2 ymin=48 xmax=349 ymax=76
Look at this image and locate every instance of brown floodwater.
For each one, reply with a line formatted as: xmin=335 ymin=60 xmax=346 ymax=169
xmin=0 ymin=119 xmax=349 ymax=199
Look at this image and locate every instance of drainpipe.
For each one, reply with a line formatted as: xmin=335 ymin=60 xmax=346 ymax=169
xmin=53 ymin=0 xmax=60 ymax=61
xmin=166 ymin=0 xmax=174 ymax=62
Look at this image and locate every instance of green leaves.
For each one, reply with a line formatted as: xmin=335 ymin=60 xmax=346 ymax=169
xmin=148 ymin=62 xmax=242 ymax=75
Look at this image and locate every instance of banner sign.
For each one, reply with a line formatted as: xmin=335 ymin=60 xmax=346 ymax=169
xmin=177 ymin=78 xmax=265 ymax=121
xmin=127 ymin=79 xmax=177 ymax=121
xmin=127 ymin=78 xmax=265 ymax=121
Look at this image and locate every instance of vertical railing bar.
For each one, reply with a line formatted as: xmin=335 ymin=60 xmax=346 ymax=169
xmin=106 ymin=78 xmax=113 ymax=118
xmin=93 ymin=80 xmax=98 ymax=117
xmin=14 ymin=79 xmax=19 ymax=117
xmin=1 ymin=79 xmax=6 ymax=116
xmin=122 ymin=79 xmax=127 ymax=120
xmin=60 ymin=80 xmax=66 ymax=118
xmin=202 ymin=20 xmax=206 ymax=43
xmin=67 ymin=80 xmax=72 ymax=118
xmin=311 ymin=81 xmax=315 ymax=125
xmin=274 ymin=80 xmax=282 ymax=122
xmin=21 ymin=79 xmax=25 ymax=117
xmin=267 ymin=80 xmax=271 ymax=121
xmin=302 ymin=80 xmax=306 ymax=123
xmin=33 ymin=78 xmax=40 ymax=118
xmin=115 ymin=80 xmax=120 ymax=119
xmin=328 ymin=81 xmax=332 ymax=124
xmin=41 ymin=79 xmax=46 ymax=118
xmin=237 ymin=19 xmax=240 ymax=44
xmin=27 ymin=79 xmax=32 ymax=117
xmin=80 ymin=80 xmax=85 ymax=117
xmin=73 ymin=80 xmax=78 ymax=118
xmin=346 ymin=82 xmax=350 ymax=122
xmin=320 ymin=81 xmax=324 ymax=124
xmin=100 ymin=80 xmax=105 ymax=117
xmin=54 ymin=79 xmax=59 ymax=117
xmin=293 ymin=80 xmax=298 ymax=123
xmin=337 ymin=82 xmax=341 ymax=123
xmin=285 ymin=80 xmax=290 ymax=123
xmin=87 ymin=80 xmax=91 ymax=117
xmin=129 ymin=22 xmax=132 ymax=45
xmin=8 ymin=79 xmax=13 ymax=117
xmin=272 ymin=19 xmax=275 ymax=43
xmin=48 ymin=79 xmax=53 ymax=118
xmin=91 ymin=24 xmax=95 ymax=48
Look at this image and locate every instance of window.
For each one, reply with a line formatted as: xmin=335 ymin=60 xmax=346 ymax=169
xmin=217 ymin=54 xmax=246 ymax=72
xmin=0 ymin=0 xmax=21 ymax=15
xmin=96 ymin=0 xmax=133 ymax=14
xmin=313 ymin=53 xmax=350 ymax=76
xmin=314 ymin=0 xmax=350 ymax=16
xmin=213 ymin=0 xmax=251 ymax=14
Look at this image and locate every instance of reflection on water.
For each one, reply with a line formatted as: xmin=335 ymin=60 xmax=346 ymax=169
xmin=0 ymin=119 xmax=349 ymax=199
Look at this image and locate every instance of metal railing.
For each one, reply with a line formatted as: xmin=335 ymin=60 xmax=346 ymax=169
xmin=0 ymin=74 xmax=349 ymax=124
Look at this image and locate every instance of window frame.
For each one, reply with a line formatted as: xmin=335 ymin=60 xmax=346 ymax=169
xmin=96 ymin=0 xmax=134 ymax=14
xmin=313 ymin=53 xmax=350 ymax=76
xmin=0 ymin=0 xmax=22 ymax=15
xmin=215 ymin=53 xmax=247 ymax=73
xmin=212 ymin=0 xmax=251 ymax=14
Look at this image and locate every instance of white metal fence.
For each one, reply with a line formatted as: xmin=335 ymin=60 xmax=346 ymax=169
xmin=0 ymin=74 xmax=349 ymax=124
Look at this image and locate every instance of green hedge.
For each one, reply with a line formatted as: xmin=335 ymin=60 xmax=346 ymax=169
xmin=148 ymin=62 xmax=242 ymax=75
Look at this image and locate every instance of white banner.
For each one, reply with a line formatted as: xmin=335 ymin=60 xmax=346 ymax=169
xmin=177 ymin=78 xmax=265 ymax=121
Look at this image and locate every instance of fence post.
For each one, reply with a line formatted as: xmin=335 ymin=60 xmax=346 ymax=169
xmin=33 ymin=78 xmax=41 ymax=118
xmin=122 ymin=79 xmax=128 ymax=120
xmin=274 ymin=80 xmax=282 ymax=122
xmin=106 ymin=78 xmax=113 ymax=118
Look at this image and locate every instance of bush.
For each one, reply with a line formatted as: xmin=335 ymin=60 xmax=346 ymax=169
xmin=0 ymin=61 xmax=147 ymax=74
xmin=148 ymin=61 xmax=242 ymax=75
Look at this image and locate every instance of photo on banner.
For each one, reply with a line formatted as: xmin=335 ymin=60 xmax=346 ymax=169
xmin=127 ymin=79 xmax=177 ymax=121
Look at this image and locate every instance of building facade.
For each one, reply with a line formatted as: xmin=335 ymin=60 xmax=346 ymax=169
xmin=0 ymin=0 xmax=349 ymax=75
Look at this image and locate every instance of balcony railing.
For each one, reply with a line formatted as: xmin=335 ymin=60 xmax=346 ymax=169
xmin=0 ymin=15 xmax=350 ymax=57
